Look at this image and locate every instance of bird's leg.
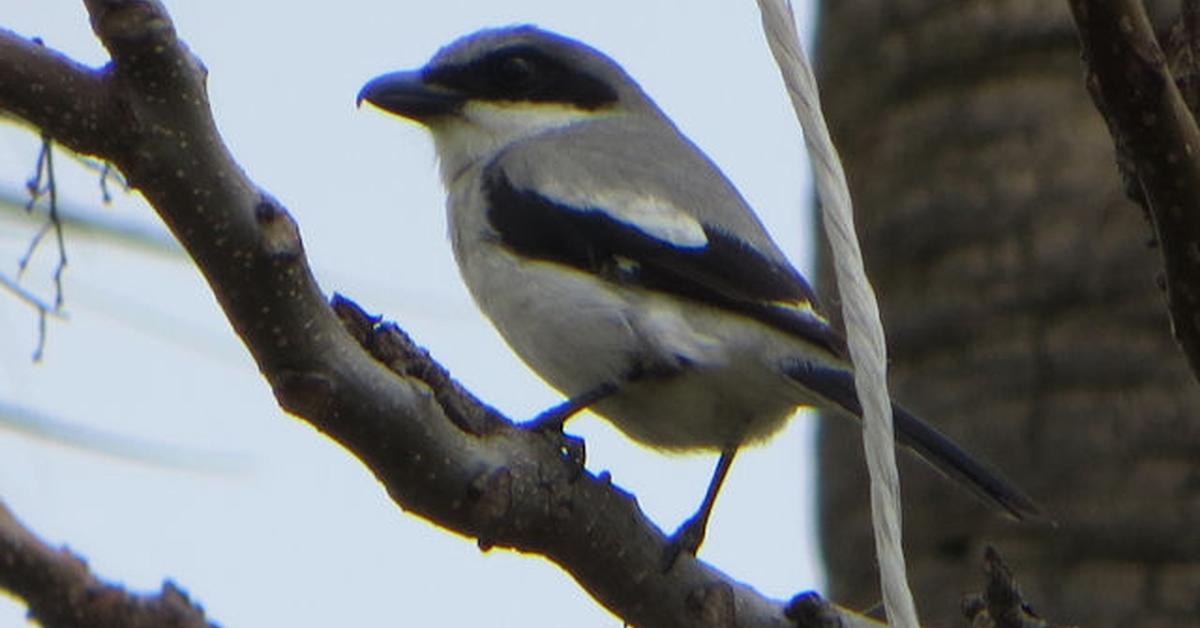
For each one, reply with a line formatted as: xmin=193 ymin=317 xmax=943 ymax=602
xmin=527 ymin=381 xmax=619 ymax=434
xmin=529 ymin=355 xmax=692 ymax=434
xmin=662 ymin=447 xmax=738 ymax=570
xmin=525 ymin=382 xmax=619 ymax=476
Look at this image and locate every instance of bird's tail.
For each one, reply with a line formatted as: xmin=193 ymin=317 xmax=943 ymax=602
xmin=783 ymin=360 xmax=1044 ymax=522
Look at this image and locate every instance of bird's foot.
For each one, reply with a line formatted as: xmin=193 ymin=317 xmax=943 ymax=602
xmin=526 ymin=401 xmax=589 ymax=479
xmin=527 ymin=381 xmax=618 ymax=433
xmin=524 ymin=383 xmax=619 ymax=477
xmin=661 ymin=512 xmax=708 ymax=572
xmin=660 ymin=450 xmax=735 ymax=571
xmin=527 ymin=397 xmax=582 ymax=434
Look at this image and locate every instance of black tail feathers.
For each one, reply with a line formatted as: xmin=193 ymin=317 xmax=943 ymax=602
xmin=784 ymin=360 xmax=1044 ymax=522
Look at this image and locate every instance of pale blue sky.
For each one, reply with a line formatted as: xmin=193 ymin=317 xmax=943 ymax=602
xmin=0 ymin=2 xmax=820 ymax=625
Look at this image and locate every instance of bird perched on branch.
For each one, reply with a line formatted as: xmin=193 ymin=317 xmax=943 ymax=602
xmin=358 ymin=25 xmax=1040 ymax=566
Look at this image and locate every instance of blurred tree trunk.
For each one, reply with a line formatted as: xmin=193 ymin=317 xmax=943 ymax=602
xmin=816 ymin=2 xmax=1200 ymax=626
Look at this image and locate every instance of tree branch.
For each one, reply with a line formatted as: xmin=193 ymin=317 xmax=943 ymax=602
xmin=1068 ymin=0 xmax=1200 ymax=385
xmin=0 ymin=499 xmax=211 ymax=627
xmin=0 ymin=2 xmax=876 ymax=626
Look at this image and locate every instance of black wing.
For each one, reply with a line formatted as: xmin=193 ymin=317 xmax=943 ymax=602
xmin=482 ymin=167 xmax=846 ymax=358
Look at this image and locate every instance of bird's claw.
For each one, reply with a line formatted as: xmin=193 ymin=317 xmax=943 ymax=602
xmin=524 ymin=409 xmax=587 ymax=479
xmin=661 ymin=514 xmax=707 ymax=571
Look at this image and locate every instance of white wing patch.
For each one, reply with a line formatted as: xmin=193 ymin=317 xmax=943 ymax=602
xmin=770 ymin=298 xmax=822 ymax=319
xmin=537 ymin=180 xmax=709 ymax=249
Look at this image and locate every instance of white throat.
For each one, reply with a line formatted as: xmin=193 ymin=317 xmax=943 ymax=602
xmin=429 ymin=101 xmax=599 ymax=185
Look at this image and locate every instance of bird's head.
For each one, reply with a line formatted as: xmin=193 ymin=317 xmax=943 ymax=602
xmin=358 ymin=26 xmax=659 ymax=182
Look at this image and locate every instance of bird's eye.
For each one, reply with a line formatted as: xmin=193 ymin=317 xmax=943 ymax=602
xmin=497 ymin=54 xmax=538 ymax=86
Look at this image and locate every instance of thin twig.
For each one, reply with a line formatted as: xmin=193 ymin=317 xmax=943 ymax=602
xmin=12 ymin=133 xmax=69 ymax=359
xmin=73 ymin=154 xmax=130 ymax=203
xmin=0 ymin=273 xmax=62 ymax=316
xmin=1 ymin=183 xmax=182 ymax=258
xmin=1 ymin=270 xmax=63 ymax=361
xmin=18 ymin=135 xmax=50 ymax=265
xmin=18 ymin=134 xmax=70 ymax=308
xmin=99 ymin=161 xmax=116 ymax=202
xmin=33 ymin=308 xmax=46 ymax=361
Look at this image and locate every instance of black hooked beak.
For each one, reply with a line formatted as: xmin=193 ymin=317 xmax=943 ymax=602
xmin=357 ymin=70 xmax=464 ymax=120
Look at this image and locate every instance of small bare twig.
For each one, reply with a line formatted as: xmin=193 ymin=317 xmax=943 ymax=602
xmin=71 ymin=154 xmax=130 ymax=203
xmin=0 ymin=272 xmax=62 ymax=316
xmin=11 ymin=133 xmax=70 ymax=359
xmin=0 ymin=271 xmax=63 ymax=360
xmin=962 ymin=547 xmax=1067 ymax=628
xmin=19 ymin=133 xmax=69 ymax=308
xmin=1 ymin=184 xmax=181 ymax=258
xmin=98 ymin=161 xmax=121 ymax=202
xmin=18 ymin=136 xmax=52 ymax=271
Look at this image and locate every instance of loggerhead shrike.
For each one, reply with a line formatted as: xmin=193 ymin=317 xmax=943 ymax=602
xmin=358 ymin=25 xmax=1040 ymax=563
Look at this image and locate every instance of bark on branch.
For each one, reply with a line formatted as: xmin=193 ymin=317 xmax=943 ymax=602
xmin=0 ymin=500 xmax=211 ymax=627
xmin=1068 ymin=0 xmax=1200 ymax=385
xmin=0 ymin=2 xmax=874 ymax=626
